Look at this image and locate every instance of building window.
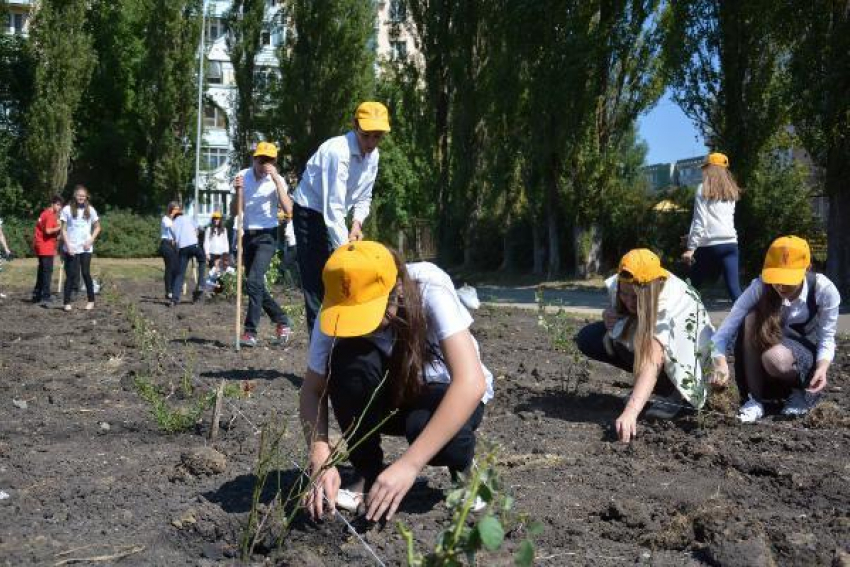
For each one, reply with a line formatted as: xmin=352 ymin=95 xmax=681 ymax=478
xmin=261 ymin=30 xmax=271 ymax=46
xmin=207 ymin=61 xmax=223 ymax=85
xmin=10 ymin=13 xmax=28 ymax=35
xmin=389 ymin=0 xmax=407 ymax=23
xmin=390 ymin=40 xmax=407 ymax=61
xmin=202 ymin=147 xmax=229 ymax=171
xmin=203 ymin=104 xmax=227 ymax=129
xmin=206 ymin=18 xmax=224 ymax=43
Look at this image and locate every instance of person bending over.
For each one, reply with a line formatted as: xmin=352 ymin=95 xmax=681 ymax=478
xmin=576 ymin=249 xmax=715 ymax=442
xmin=711 ymin=236 xmax=840 ymax=423
xmin=300 ymin=241 xmax=493 ymax=522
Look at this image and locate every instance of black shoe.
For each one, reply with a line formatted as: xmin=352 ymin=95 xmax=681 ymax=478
xmin=192 ymin=290 xmax=204 ymax=303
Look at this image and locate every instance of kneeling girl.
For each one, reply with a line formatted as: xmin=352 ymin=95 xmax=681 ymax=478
xmin=711 ymin=236 xmax=840 ymax=422
xmin=576 ymin=249 xmax=715 ymax=442
xmin=300 ymin=241 xmax=493 ymax=522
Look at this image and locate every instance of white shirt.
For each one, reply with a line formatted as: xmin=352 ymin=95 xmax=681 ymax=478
xmin=687 ymin=183 xmax=737 ymax=250
xmin=160 ymin=216 xmax=173 ymax=240
xmin=170 ymin=215 xmax=198 ymax=249
xmin=204 ymin=227 xmax=230 ymax=255
xmin=606 ymin=273 xmax=715 ymax=409
xmin=308 ymin=262 xmax=494 ymax=404
xmin=293 ymin=131 xmax=379 ymax=249
xmin=712 ymin=274 xmax=841 ymax=363
xmin=60 ymin=205 xmax=100 ymax=253
xmin=239 ymin=167 xmax=285 ymax=230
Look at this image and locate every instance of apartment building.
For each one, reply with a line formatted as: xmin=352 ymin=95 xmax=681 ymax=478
xmin=4 ymin=0 xmax=33 ymax=36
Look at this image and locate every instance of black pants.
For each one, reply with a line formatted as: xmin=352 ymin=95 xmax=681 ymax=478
xmin=243 ymin=230 xmax=290 ymax=334
xmin=159 ymin=239 xmax=179 ymax=296
xmin=33 ymin=255 xmax=54 ymax=302
xmin=64 ymin=253 xmax=94 ymax=304
xmin=575 ymin=321 xmax=634 ymax=372
xmin=689 ymin=243 xmax=742 ymax=301
xmin=328 ymin=338 xmax=485 ymax=487
xmin=172 ymin=244 xmax=205 ymax=303
xmin=293 ymin=204 xmax=333 ymax=337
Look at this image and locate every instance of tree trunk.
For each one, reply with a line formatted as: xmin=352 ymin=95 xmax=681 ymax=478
xmin=500 ymin=222 xmax=518 ymax=272
xmin=532 ymin=220 xmax=545 ymax=275
xmin=825 ymin=166 xmax=850 ymax=299
xmin=573 ymin=223 xmax=602 ymax=279
xmin=547 ymin=205 xmax=560 ymax=278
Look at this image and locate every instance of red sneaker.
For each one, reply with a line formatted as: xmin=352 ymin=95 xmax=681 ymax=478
xmin=239 ymin=333 xmax=258 ymax=348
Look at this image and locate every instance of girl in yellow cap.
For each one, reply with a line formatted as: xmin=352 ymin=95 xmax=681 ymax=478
xmin=576 ymin=249 xmax=715 ymax=442
xmin=711 ymin=236 xmax=841 ymax=423
xmin=681 ymin=152 xmax=743 ymax=301
xmin=299 ymin=241 xmax=493 ymax=522
xmin=203 ymin=211 xmax=229 ymax=270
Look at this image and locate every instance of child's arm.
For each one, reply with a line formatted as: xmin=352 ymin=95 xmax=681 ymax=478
xmin=365 ymin=329 xmax=486 ymax=522
xmin=299 ymin=367 xmax=338 ymax=520
xmin=615 ymin=338 xmax=663 ymax=443
xmin=0 ymin=226 xmax=9 ymax=255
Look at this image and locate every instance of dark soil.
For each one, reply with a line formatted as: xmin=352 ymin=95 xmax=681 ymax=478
xmin=1 ymin=279 xmax=849 ymax=566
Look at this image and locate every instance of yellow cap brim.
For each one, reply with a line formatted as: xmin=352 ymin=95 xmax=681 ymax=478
xmin=319 ymin=293 xmax=390 ymax=337
xmin=762 ymin=267 xmax=806 ymax=286
xmin=254 ymin=151 xmax=277 ymax=158
xmin=357 ymin=118 xmax=391 ymax=132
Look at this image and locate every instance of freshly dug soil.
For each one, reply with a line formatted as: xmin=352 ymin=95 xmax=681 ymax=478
xmin=1 ymin=279 xmax=848 ymax=566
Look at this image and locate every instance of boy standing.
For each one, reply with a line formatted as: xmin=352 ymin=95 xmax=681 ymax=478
xmin=32 ymin=196 xmax=64 ymax=305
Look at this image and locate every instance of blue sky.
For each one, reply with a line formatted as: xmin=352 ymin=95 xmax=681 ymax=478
xmin=637 ymin=91 xmax=707 ymax=165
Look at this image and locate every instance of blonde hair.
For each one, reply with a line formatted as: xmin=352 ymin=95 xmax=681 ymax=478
xmin=617 ymin=277 xmax=665 ymax=376
xmin=701 ymin=165 xmax=741 ymax=201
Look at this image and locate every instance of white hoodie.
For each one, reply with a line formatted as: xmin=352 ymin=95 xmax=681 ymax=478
xmin=686 ymin=183 xmax=737 ymax=250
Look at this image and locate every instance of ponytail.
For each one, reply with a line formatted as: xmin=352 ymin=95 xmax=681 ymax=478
xmin=751 ymin=284 xmax=783 ymax=352
xmin=386 ymin=249 xmax=428 ymax=407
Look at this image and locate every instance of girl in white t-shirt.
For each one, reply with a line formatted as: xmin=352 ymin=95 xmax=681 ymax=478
xmin=575 ymin=249 xmax=715 ymax=442
xmin=60 ymin=185 xmax=101 ymax=311
xmin=300 ymin=241 xmax=492 ymax=522
xmin=160 ymin=202 xmax=180 ymax=299
xmin=203 ymin=211 xmax=230 ymax=269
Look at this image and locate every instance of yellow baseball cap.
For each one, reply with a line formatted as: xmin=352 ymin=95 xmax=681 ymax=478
xmin=355 ymin=102 xmax=391 ymax=132
xmin=762 ymin=236 xmax=810 ymax=286
xmin=618 ymin=249 xmax=668 ymax=285
xmin=320 ymin=241 xmax=399 ymax=337
xmin=211 ymin=211 xmax=222 ymax=219
xmin=702 ymin=152 xmax=729 ymax=168
xmin=254 ymin=141 xmax=278 ymax=159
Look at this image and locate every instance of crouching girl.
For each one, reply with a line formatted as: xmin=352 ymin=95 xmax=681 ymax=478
xmin=711 ymin=236 xmax=840 ymax=423
xmin=576 ymin=249 xmax=714 ymax=443
xmin=299 ymin=241 xmax=493 ymax=522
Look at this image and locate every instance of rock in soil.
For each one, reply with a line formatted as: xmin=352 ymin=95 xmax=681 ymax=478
xmin=704 ymin=535 xmax=776 ymax=567
xmin=180 ymin=447 xmax=227 ymax=476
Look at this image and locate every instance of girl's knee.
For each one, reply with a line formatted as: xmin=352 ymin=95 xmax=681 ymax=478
xmin=760 ymin=345 xmax=795 ymax=377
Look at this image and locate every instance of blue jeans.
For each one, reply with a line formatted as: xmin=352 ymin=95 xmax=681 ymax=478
xmin=172 ymin=244 xmax=205 ymax=303
xmin=243 ymin=230 xmax=291 ymax=334
xmin=293 ymin=204 xmax=334 ymax=337
xmin=689 ymin=243 xmax=742 ymax=301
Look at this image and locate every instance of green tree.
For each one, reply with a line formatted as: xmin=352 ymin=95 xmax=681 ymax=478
xmin=783 ymin=0 xmax=850 ymax=297
xmin=225 ymin=0 xmax=267 ymax=167
xmin=136 ymin=0 xmax=203 ymax=207
xmin=663 ymin=0 xmax=789 ymax=186
xmin=271 ymin=0 xmax=375 ymax=178
xmin=74 ymin=0 xmax=149 ymax=209
xmin=0 ymin=30 xmax=35 ymax=216
xmin=23 ymin=0 xmax=94 ymax=198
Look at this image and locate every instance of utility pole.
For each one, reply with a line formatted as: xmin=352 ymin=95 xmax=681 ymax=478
xmin=193 ymin=0 xmax=209 ymax=225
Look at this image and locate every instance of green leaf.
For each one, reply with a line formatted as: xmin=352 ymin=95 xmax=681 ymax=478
xmin=445 ymin=488 xmax=466 ymax=509
xmin=476 ymin=515 xmax=504 ymax=552
xmin=514 ymin=540 xmax=535 ymax=566
xmin=527 ymin=520 xmax=545 ymax=537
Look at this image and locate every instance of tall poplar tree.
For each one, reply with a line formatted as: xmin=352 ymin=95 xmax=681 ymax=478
xmin=225 ymin=0 xmax=266 ymax=167
xmin=23 ymin=0 xmax=94 ymax=197
xmin=273 ymin=0 xmax=375 ymax=178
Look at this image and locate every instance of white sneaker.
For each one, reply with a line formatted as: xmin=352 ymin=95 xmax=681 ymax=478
xmin=781 ymin=389 xmax=819 ymax=417
xmin=335 ymin=488 xmax=363 ymax=513
xmin=63 ymin=304 xmax=72 ymax=312
xmin=737 ymin=395 xmax=765 ymax=423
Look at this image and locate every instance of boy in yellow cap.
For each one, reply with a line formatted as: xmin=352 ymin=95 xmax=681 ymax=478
xmin=711 ymin=236 xmax=841 ymax=423
xmin=233 ymin=141 xmax=295 ymax=346
xmin=292 ymin=102 xmax=391 ymax=336
xmin=575 ymin=249 xmax=715 ymax=442
xmin=299 ymin=241 xmax=493 ymax=521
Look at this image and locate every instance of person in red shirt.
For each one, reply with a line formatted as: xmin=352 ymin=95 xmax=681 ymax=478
xmin=32 ymin=195 xmax=64 ymax=305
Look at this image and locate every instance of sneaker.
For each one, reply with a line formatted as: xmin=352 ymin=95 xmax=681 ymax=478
xmin=85 ymin=302 xmax=95 ymax=311
xmin=335 ymin=488 xmax=364 ymax=513
xmin=63 ymin=304 xmax=72 ymax=312
xmin=646 ymin=391 xmax=683 ymax=420
xmin=192 ymin=290 xmax=204 ymax=303
xmin=273 ymin=323 xmax=292 ymax=345
xmin=240 ymin=333 xmax=258 ymax=348
xmin=737 ymin=395 xmax=765 ymax=423
xmin=0 ymin=292 xmax=7 ymax=300
xmin=781 ymin=389 xmax=820 ymax=417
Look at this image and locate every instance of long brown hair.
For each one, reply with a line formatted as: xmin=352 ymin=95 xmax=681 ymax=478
xmin=616 ymin=275 xmax=665 ymax=376
xmin=751 ymin=284 xmax=784 ymax=352
xmin=701 ymin=165 xmax=741 ymax=201
xmin=70 ymin=185 xmax=92 ymax=220
xmin=386 ymin=248 xmax=429 ymax=407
